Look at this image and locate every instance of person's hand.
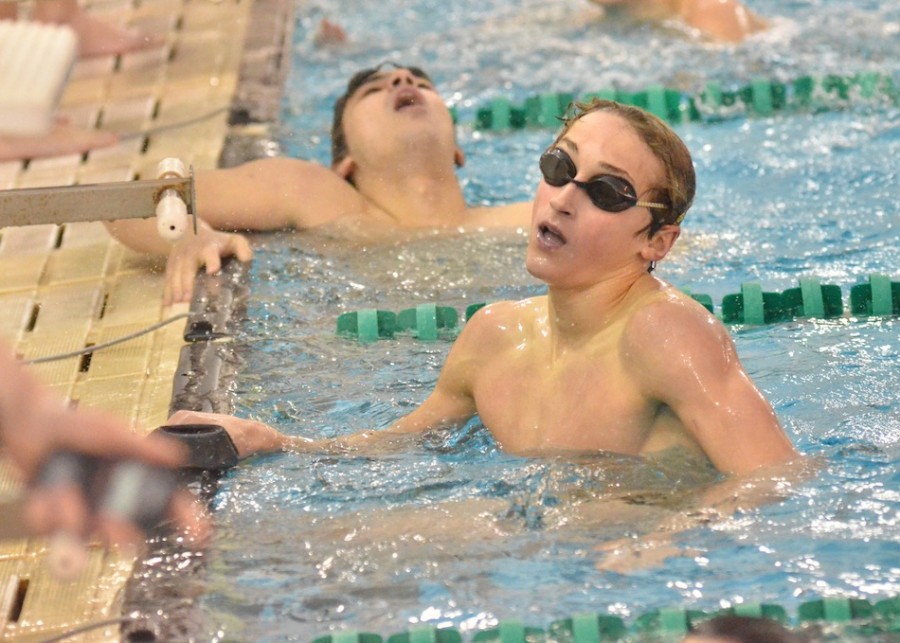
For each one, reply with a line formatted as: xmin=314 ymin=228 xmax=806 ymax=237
xmin=23 ymin=453 xmax=210 ymax=571
xmin=166 ymin=410 xmax=293 ymax=459
xmin=10 ymin=407 xmax=210 ymax=552
xmin=1 ymin=375 xmax=182 ymax=480
xmin=594 ymin=508 xmax=719 ymax=573
xmin=595 ymin=532 xmax=696 ymax=573
xmin=163 ymin=224 xmax=253 ymax=305
xmin=0 ymin=356 xmax=210 ymax=571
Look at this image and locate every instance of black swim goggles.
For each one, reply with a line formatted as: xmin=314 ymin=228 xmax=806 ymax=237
xmin=539 ymin=147 xmax=667 ymax=214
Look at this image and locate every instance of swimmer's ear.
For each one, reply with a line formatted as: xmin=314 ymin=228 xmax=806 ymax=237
xmin=333 ymin=156 xmax=357 ymax=181
xmin=641 ymin=224 xmax=680 ymax=263
xmin=454 ymin=147 xmax=465 ymax=168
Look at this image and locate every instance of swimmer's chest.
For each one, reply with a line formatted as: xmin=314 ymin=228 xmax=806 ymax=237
xmin=472 ymin=342 xmax=656 ymax=454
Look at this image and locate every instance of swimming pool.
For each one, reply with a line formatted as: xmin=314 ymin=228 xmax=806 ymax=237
xmin=138 ymin=0 xmax=898 ymax=639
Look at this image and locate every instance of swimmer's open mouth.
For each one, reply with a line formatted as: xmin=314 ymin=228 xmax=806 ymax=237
xmin=394 ymin=88 xmax=422 ymax=110
xmin=538 ymin=222 xmax=567 ymax=247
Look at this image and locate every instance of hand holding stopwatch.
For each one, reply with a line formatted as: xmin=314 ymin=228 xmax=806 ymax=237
xmin=35 ymin=451 xmax=180 ymax=578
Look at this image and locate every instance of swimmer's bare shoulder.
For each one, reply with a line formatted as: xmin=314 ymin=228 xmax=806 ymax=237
xmin=433 ymin=298 xmax=540 ymax=394
xmin=456 ymin=298 xmax=540 ymax=354
xmin=465 ymin=202 xmax=532 ymax=229
xmin=621 ymin=284 xmax=738 ymax=394
xmin=621 ymin=284 xmax=797 ymax=474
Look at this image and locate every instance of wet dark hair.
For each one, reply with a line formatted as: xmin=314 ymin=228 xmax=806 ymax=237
xmin=553 ymin=98 xmax=696 ymax=237
xmin=330 ymin=63 xmax=433 ymax=167
xmin=688 ymin=615 xmax=807 ymax=643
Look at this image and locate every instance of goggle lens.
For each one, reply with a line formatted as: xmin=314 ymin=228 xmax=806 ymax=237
xmin=539 ymin=148 xmax=657 ymax=213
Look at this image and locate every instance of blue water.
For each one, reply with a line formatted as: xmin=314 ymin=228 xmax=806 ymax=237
xmin=189 ymin=0 xmax=898 ymax=640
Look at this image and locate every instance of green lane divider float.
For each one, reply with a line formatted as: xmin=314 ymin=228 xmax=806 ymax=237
xmin=548 ymin=613 xmax=627 ymax=642
xmin=470 ymin=72 xmax=898 ymax=130
xmin=396 ymin=304 xmax=459 ymax=341
xmin=721 ymin=602 xmax=788 ymax=623
xmin=799 ymin=597 xmax=874 ymax=623
xmin=471 ymin=620 xmax=543 ymax=643
xmin=336 ymin=309 xmax=397 ymax=342
xmin=721 ymin=282 xmax=784 ymax=325
xmin=633 ymin=607 xmax=707 ymax=637
xmin=388 ymin=626 xmax=462 ymax=643
xmin=314 ymin=594 xmax=900 ymax=642
xmin=781 ymin=277 xmax=843 ymax=319
xmin=313 ymin=632 xmax=383 ymax=643
xmin=851 ymin=273 xmax=900 ymax=316
xmin=337 ymin=275 xmax=898 ymax=340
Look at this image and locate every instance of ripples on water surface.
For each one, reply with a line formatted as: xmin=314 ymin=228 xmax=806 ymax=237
xmin=156 ymin=0 xmax=900 ymax=638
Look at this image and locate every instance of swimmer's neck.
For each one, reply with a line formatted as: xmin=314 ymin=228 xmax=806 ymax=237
xmin=544 ymin=269 xmax=660 ymax=347
xmin=352 ymin=160 xmax=469 ymax=228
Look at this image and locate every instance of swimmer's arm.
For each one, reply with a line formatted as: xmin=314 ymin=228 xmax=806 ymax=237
xmin=353 ymin=315 xmax=485 ymax=441
xmin=163 ymin=410 xmax=404 ymax=457
xmin=166 ymin=329 xmax=481 ymax=458
xmin=165 ymin=315 xmax=492 ymax=458
xmin=193 ymin=158 xmax=368 ymax=231
xmin=310 ymin=311 xmax=492 ymax=453
xmin=599 ymin=305 xmax=803 ymax=572
xmin=595 ymin=459 xmax=814 ymax=573
xmin=165 ymin=399 xmax=477 ymax=458
xmin=628 ymin=301 xmax=798 ymax=476
xmin=104 ymin=217 xmax=251 ymax=264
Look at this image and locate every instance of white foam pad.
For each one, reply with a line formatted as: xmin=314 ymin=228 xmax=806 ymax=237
xmin=0 ymin=20 xmax=78 ymax=136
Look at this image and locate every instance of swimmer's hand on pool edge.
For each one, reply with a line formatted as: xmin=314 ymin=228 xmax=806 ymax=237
xmin=105 ymin=218 xmax=254 ymax=306
xmin=166 ymin=411 xmax=300 ymax=458
xmin=163 ymin=223 xmax=254 ymax=306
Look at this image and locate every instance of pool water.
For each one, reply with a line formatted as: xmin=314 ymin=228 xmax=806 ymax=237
xmin=172 ymin=0 xmax=898 ymax=639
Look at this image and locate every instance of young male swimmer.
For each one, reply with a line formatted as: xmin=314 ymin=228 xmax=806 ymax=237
xmin=167 ymin=98 xmax=797 ymax=477
xmin=105 ymin=64 xmax=531 ymax=304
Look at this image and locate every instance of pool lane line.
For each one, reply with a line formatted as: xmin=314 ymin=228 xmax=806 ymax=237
xmin=466 ymin=72 xmax=899 ymax=130
xmin=336 ymin=274 xmax=900 ymax=341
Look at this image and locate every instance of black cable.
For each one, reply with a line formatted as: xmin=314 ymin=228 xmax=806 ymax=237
xmin=39 ymin=616 xmax=137 ymax=643
xmin=23 ymin=313 xmax=190 ymax=365
xmin=116 ymin=106 xmax=231 ymax=142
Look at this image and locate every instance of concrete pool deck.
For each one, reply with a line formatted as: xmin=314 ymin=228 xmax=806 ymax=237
xmin=0 ymin=0 xmax=293 ymax=638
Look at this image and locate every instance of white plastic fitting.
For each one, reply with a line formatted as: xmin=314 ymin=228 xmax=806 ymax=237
xmin=155 ymin=158 xmax=189 ymax=241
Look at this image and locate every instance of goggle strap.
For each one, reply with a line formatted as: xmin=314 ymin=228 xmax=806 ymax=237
xmin=635 ymin=200 xmax=668 ymax=210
